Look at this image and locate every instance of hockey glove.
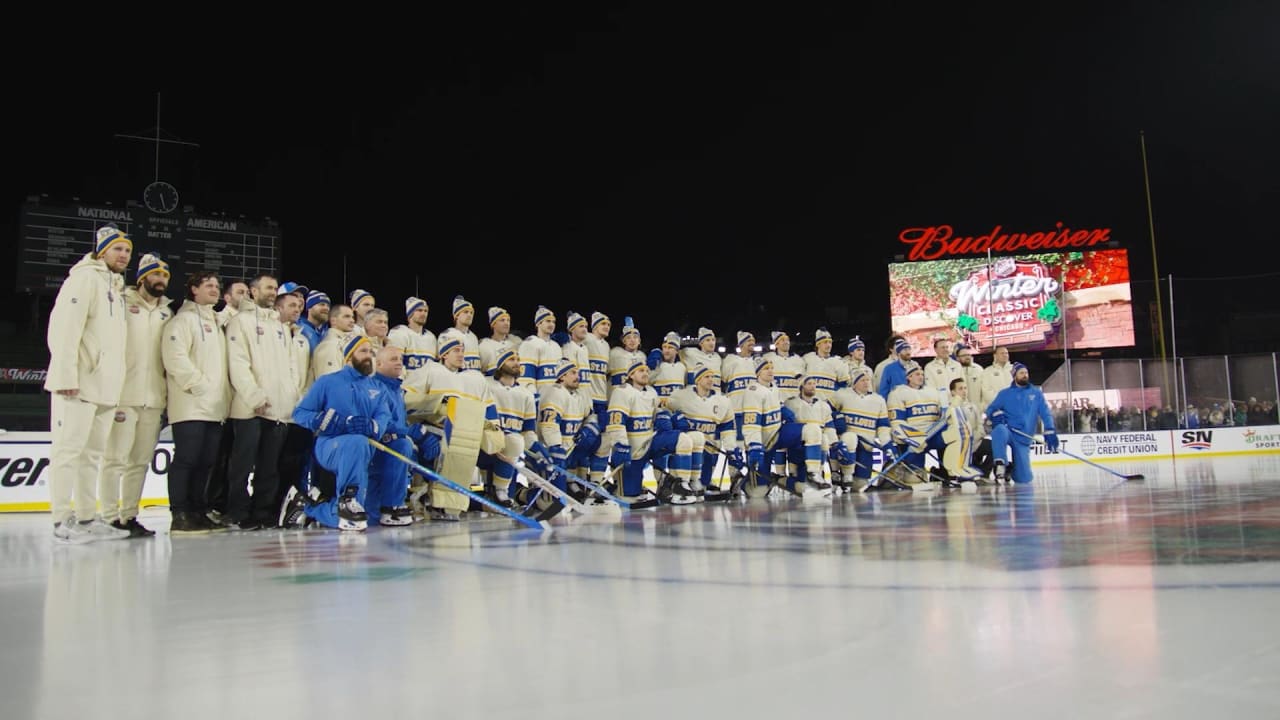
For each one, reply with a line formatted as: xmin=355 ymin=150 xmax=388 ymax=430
xmin=345 ymin=415 xmax=379 ymax=438
xmin=610 ymin=442 xmax=632 ymax=467
xmin=549 ymin=444 xmax=568 ymax=466
xmin=671 ymin=411 xmax=691 ymax=432
xmin=832 ymin=415 xmax=848 ymax=435
xmin=654 ymin=408 xmax=673 ymax=433
xmin=726 ymin=447 xmax=746 ymax=470
xmin=746 ymin=442 xmax=765 ymax=471
xmin=878 ymin=444 xmax=897 ymax=466
xmin=780 ymin=404 xmax=797 ymax=424
xmin=576 ymin=417 xmax=601 ymax=449
xmin=646 ymin=347 xmax=664 ymax=370
xmin=831 ymin=441 xmax=855 ymax=466
xmin=417 ymin=433 xmax=441 ymax=462
xmin=1043 ymin=431 xmax=1060 ymax=453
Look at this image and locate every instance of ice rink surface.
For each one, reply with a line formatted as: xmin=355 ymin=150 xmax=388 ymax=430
xmin=3 ymin=455 xmax=1279 ymax=719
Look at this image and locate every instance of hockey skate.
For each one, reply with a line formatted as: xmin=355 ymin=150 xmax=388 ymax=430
xmin=626 ymin=489 xmax=661 ymax=510
xmin=279 ymin=486 xmax=308 ymax=529
xmin=379 ymin=505 xmax=414 ymax=526
xmin=992 ymin=460 xmax=1008 ymax=485
xmin=337 ymin=488 xmax=368 ymax=531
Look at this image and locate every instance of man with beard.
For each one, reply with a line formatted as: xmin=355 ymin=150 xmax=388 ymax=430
xmin=98 ymin=253 xmax=173 ymax=537
xmin=292 ymin=336 xmax=394 ymax=531
xmin=46 ymin=226 xmax=133 ymax=543
xmin=225 ymin=274 xmax=299 ymax=530
xmin=216 ymin=280 xmax=248 ymax=329
xmin=299 ymin=291 xmax=330 ymax=351
xmin=985 ymin=362 xmax=1059 ymax=484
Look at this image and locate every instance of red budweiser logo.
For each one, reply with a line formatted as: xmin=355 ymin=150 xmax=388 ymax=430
xmin=899 ymin=223 xmax=1111 ymax=261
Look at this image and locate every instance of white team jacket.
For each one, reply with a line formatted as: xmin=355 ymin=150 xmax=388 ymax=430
xmin=44 ymin=253 xmax=128 ymax=406
xmin=162 ymin=300 xmax=230 ymax=424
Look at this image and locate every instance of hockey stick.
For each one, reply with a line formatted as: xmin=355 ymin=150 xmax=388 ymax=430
xmin=553 ymin=462 xmax=631 ymax=507
xmin=368 ymin=439 xmax=549 ymax=530
xmin=1007 ymin=427 xmax=1145 ymax=481
xmin=861 ymin=417 xmax=950 ymax=492
xmin=507 ymin=456 xmax=619 ymax=517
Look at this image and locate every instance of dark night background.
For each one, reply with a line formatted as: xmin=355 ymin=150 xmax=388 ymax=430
xmin=5 ymin=4 xmax=1279 ymax=361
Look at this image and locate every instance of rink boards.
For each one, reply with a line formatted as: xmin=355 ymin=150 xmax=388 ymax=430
xmin=2 ymin=425 xmax=1278 ymax=512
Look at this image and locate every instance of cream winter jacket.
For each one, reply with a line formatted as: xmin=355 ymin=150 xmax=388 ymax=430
xmin=118 ymin=286 xmax=172 ymax=409
xmin=44 ymin=253 xmax=128 ymax=406
xmin=162 ymin=300 xmax=230 ymax=423
xmin=225 ymin=301 xmax=299 ymax=422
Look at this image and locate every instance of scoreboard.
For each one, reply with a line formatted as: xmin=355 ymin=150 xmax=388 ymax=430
xmin=18 ymin=199 xmax=281 ymax=293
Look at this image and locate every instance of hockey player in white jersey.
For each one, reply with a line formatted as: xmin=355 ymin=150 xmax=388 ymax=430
xmin=583 ymin=312 xmax=612 ymax=413
xmin=845 ymin=336 xmax=871 ymax=384
xmin=886 ymin=361 xmax=944 ymax=488
xmin=829 ymin=368 xmax=905 ymax=492
xmin=448 ymin=295 xmax=483 ymax=372
xmin=605 ymin=359 xmax=703 ymax=507
xmin=803 ymin=327 xmax=849 ymax=402
xmin=478 ymin=306 xmax=519 ymax=374
xmin=739 ymin=358 xmax=830 ymax=500
xmin=583 ymin=311 xmax=613 ymax=486
xmin=481 ymin=347 xmax=538 ymax=507
xmin=679 ymin=326 xmax=721 ymax=377
xmin=764 ymin=330 xmax=805 ymax=400
xmin=721 ymin=330 xmax=757 ymax=405
xmin=560 ymin=310 xmax=590 ymax=382
xmin=518 ymin=305 xmax=563 ymax=399
xmin=535 ymin=358 xmax=598 ymax=497
xmin=649 ymin=331 xmax=687 ymax=401
xmin=783 ymin=374 xmax=838 ymax=492
xmin=665 ymin=364 xmax=736 ymax=497
xmin=608 ymin=321 xmax=644 ymax=388
xmin=387 ymin=296 xmax=437 ymax=371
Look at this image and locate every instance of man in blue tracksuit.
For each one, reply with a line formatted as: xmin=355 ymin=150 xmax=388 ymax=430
xmin=985 ymin=361 xmax=1059 ymax=484
xmin=292 ymin=335 xmax=398 ymax=530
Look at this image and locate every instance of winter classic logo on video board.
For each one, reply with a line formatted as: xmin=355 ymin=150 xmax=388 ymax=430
xmin=887 ymin=248 xmax=1134 ymax=356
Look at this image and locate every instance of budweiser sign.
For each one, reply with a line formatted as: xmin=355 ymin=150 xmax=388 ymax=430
xmin=899 ymin=222 xmax=1112 ymax=261
xmin=950 ymin=258 xmax=1061 ymax=347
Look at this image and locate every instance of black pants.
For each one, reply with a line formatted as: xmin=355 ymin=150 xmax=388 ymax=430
xmin=275 ymin=424 xmax=315 ymax=509
xmin=972 ymin=437 xmax=994 ymax=476
xmin=226 ymin=417 xmax=288 ymax=524
xmin=169 ymin=421 xmax=223 ymax=514
xmin=205 ymin=421 xmax=235 ymax=513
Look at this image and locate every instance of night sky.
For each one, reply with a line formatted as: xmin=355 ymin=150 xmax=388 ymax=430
xmin=6 ymin=5 xmax=1279 ymax=356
